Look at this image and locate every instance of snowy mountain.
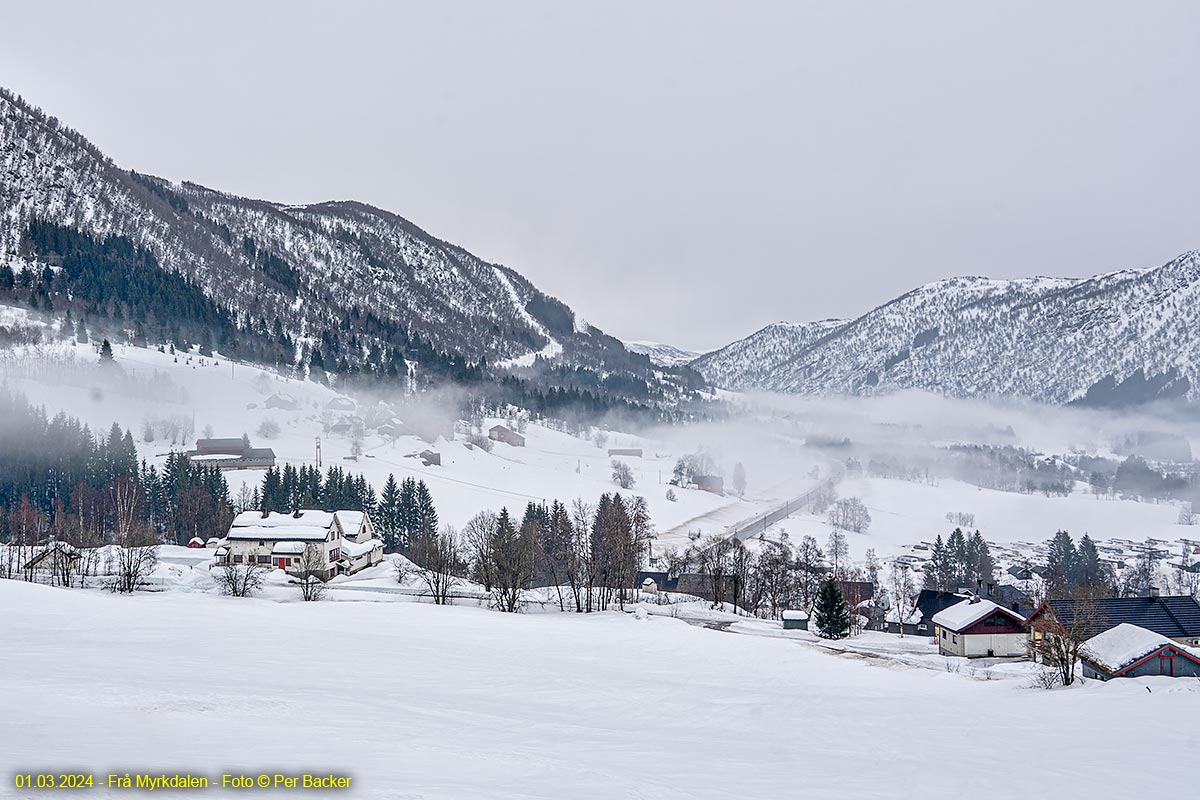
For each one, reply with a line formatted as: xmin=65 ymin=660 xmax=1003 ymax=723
xmin=693 ymin=257 xmax=1200 ymax=405
xmin=0 ymin=87 xmax=686 ymax=405
xmin=624 ymin=340 xmax=703 ymax=367
xmin=689 ymin=319 xmax=845 ymax=391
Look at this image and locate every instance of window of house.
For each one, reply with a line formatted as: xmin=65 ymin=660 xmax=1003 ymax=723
xmin=941 ymin=630 xmax=946 ymax=639
xmin=918 ymin=624 xmax=928 ymax=631
xmin=952 ymin=634 xmax=958 ymax=644
xmin=234 ymin=554 xmax=243 ymax=563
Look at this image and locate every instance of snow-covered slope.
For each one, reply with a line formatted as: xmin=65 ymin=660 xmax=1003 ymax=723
xmin=690 ymin=319 xmax=845 ymax=391
xmin=694 ymin=258 xmax=1200 ymax=405
xmin=0 ymin=87 xmax=669 ymax=393
xmin=624 ymin=340 xmax=702 ymax=367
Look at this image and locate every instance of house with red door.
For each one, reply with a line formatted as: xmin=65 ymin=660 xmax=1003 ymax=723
xmin=215 ymin=509 xmax=382 ymax=580
xmin=1081 ymin=623 xmax=1200 ymax=680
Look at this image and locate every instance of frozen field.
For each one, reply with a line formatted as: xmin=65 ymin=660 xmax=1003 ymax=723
xmin=3 ymin=580 xmax=1199 ymax=800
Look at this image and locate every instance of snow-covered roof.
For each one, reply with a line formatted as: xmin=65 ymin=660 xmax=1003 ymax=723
xmin=931 ymin=597 xmax=1024 ymax=632
xmin=1083 ymin=623 xmax=1177 ymax=673
xmin=272 ymin=541 xmax=307 ymax=555
xmin=187 ymin=537 xmax=205 ymax=546
xmin=886 ymin=607 xmax=922 ymax=624
xmin=334 ymin=511 xmax=365 ymax=538
xmin=340 ymin=538 xmax=381 ymax=558
xmin=231 ymin=510 xmax=335 ymax=529
xmin=227 ymin=525 xmax=330 ymax=542
xmin=205 ymin=537 xmax=222 ymax=545
xmin=782 ymin=610 xmax=809 ymax=621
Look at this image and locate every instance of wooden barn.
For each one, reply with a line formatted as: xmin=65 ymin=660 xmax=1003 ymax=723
xmin=489 ymin=425 xmax=526 ymax=447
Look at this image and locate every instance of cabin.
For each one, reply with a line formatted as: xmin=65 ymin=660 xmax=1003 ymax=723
xmin=931 ymin=597 xmax=1028 ymax=658
xmin=693 ymin=475 xmax=724 ymax=495
xmin=264 ymin=393 xmax=300 ymax=411
xmin=782 ymin=610 xmax=809 ymax=630
xmin=489 ymin=425 xmax=526 ymax=447
xmin=21 ymin=542 xmax=80 ymax=582
xmin=185 ymin=438 xmax=276 ymax=471
xmin=1026 ymin=593 xmax=1200 ymax=650
xmin=905 ymin=589 xmax=967 ymax=637
xmin=325 ymin=397 xmax=356 ymax=411
xmin=838 ymin=580 xmax=874 ymax=608
xmin=608 ymin=448 xmax=643 ymax=458
xmin=885 ymin=605 xmax=923 ymax=635
xmin=1081 ymin=624 xmax=1200 ymax=680
xmin=186 ymin=537 xmax=206 ymax=548
xmin=217 ymin=509 xmax=382 ymax=580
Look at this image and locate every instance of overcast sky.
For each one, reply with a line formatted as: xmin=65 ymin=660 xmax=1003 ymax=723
xmin=2 ymin=2 xmax=1199 ymax=351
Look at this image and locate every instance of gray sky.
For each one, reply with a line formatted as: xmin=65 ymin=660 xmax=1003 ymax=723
xmin=3 ymin=1 xmax=1199 ymax=351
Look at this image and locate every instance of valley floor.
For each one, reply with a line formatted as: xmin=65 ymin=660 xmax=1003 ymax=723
xmin=3 ymin=580 xmax=1198 ymax=800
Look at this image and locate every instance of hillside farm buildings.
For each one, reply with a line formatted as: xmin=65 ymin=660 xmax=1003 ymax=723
xmin=185 ymin=438 xmax=276 ymax=471
xmin=216 ymin=509 xmax=383 ymax=580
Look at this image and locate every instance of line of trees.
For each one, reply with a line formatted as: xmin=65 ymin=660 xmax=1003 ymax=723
xmin=921 ymin=528 xmax=995 ymax=592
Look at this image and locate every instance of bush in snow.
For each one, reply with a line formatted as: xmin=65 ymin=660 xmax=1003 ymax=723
xmin=666 ymin=488 xmax=677 ymax=502
xmin=257 ymin=418 xmax=281 ymax=439
xmin=612 ymin=460 xmax=636 ymax=490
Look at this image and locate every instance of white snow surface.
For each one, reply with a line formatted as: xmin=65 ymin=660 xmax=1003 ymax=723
xmin=3 ymin=580 xmax=1200 ymax=799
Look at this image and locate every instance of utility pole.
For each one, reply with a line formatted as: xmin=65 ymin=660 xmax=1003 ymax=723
xmin=315 ymin=437 xmax=322 ymax=470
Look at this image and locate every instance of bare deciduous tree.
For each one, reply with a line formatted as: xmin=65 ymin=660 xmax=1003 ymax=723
xmin=214 ymin=560 xmax=268 ymax=597
xmin=411 ymin=524 xmax=466 ymax=605
xmin=1028 ymin=587 xmax=1106 ymax=687
xmin=294 ymin=544 xmax=327 ymax=601
xmin=108 ymin=479 xmax=159 ymax=593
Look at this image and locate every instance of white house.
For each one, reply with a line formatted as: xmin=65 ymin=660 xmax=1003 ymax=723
xmin=217 ymin=509 xmax=383 ymax=580
xmin=931 ymin=596 xmax=1028 ymax=658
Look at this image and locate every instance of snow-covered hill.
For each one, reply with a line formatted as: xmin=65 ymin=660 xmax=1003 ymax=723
xmin=624 ymin=340 xmax=703 ymax=367
xmin=0 ymin=87 xmax=679 ymax=399
xmin=693 ymin=258 xmax=1200 ymax=405
xmin=690 ymin=319 xmax=845 ymax=391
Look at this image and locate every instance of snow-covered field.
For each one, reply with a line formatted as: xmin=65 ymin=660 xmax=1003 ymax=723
xmin=3 ymin=579 xmax=1199 ymax=800
xmin=762 ymin=476 xmax=1193 ymax=569
xmin=0 ymin=332 xmax=816 ymax=539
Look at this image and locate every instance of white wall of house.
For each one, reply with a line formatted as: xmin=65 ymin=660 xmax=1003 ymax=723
xmin=937 ymin=627 xmax=1025 ymax=657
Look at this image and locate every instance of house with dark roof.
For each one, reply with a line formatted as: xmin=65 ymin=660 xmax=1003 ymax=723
xmin=1081 ymin=623 xmax=1200 ymax=680
xmin=931 ymin=596 xmax=1028 ymax=658
xmin=895 ymin=589 xmax=966 ymax=637
xmin=1026 ymin=593 xmax=1200 ymax=649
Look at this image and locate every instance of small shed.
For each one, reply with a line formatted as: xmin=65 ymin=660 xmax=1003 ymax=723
xmin=641 ymin=577 xmax=658 ymax=594
xmin=205 ymin=537 xmax=222 ymax=548
xmin=932 ymin=596 xmax=1027 ymax=658
xmin=489 ymin=425 xmax=526 ymax=447
xmin=782 ymin=610 xmax=809 ymax=631
xmin=693 ymin=475 xmax=724 ymax=495
xmin=325 ymin=397 xmax=356 ymax=411
xmin=187 ymin=537 xmax=206 ymax=549
xmin=608 ymin=448 xmax=643 ymax=458
xmin=1081 ymin=623 xmax=1200 ymax=680
xmin=419 ymin=450 xmax=441 ymax=466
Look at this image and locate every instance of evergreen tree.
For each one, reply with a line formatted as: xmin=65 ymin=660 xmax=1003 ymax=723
xmin=99 ymin=339 xmax=114 ymax=364
xmin=923 ymin=534 xmax=952 ymax=591
xmin=0 ymin=262 xmax=14 ymax=290
xmin=813 ymin=578 xmax=850 ymax=639
xmin=1044 ymin=529 xmax=1078 ymax=598
xmin=964 ymin=530 xmax=995 ymax=587
xmin=1076 ymin=534 xmax=1109 ymax=591
xmin=946 ymin=527 xmax=968 ymax=589
xmin=377 ymin=474 xmax=402 ymax=552
xmin=413 ymin=480 xmax=438 ymax=550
